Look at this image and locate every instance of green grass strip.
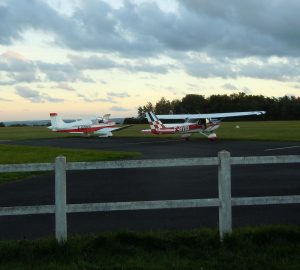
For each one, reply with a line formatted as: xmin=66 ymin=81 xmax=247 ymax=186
xmin=0 ymin=144 xmax=140 ymax=184
xmin=0 ymin=126 xmax=74 ymax=140
xmin=0 ymin=225 xmax=299 ymax=269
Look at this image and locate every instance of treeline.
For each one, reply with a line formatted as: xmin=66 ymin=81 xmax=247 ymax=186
xmin=127 ymin=93 xmax=300 ymax=123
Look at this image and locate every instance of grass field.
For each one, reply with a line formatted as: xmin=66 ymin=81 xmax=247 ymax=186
xmin=1 ymin=120 xmax=300 ymax=141
xmin=0 ymin=225 xmax=299 ymax=269
xmin=0 ymin=144 xmax=140 ymax=184
xmin=0 ymin=126 xmax=73 ymax=140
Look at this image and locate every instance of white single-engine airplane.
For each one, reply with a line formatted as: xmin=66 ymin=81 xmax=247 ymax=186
xmin=48 ymin=113 xmax=125 ymax=137
xmin=142 ymin=110 xmax=266 ymax=140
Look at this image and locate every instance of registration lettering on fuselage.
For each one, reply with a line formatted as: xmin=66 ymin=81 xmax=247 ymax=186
xmin=178 ymin=125 xmax=190 ymax=132
xmin=77 ymin=125 xmax=91 ymax=129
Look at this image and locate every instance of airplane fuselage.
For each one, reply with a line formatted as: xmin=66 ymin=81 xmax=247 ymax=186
xmin=145 ymin=122 xmax=220 ymax=135
xmin=49 ymin=119 xmax=117 ymax=134
xmin=54 ymin=124 xmax=117 ymax=134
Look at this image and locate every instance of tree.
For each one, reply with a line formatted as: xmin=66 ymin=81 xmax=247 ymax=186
xmin=181 ymin=94 xmax=206 ymax=113
xmin=155 ymin=97 xmax=172 ymax=114
xmin=137 ymin=102 xmax=154 ymax=119
xmin=0 ymin=122 xmax=5 ymax=127
xmin=171 ymin=99 xmax=182 ymax=114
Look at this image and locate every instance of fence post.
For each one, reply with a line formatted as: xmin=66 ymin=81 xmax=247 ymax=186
xmin=55 ymin=156 xmax=67 ymax=243
xmin=218 ymin=150 xmax=232 ymax=241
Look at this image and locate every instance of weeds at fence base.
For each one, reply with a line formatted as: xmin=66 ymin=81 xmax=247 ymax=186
xmin=0 ymin=225 xmax=299 ymax=270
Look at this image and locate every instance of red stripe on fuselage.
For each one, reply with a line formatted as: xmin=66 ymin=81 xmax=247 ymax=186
xmin=55 ymin=125 xmax=116 ymax=133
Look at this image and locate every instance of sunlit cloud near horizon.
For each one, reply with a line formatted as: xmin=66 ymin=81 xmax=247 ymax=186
xmin=0 ymin=0 xmax=300 ymax=121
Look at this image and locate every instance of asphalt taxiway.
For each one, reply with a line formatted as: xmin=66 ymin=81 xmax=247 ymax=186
xmin=0 ymin=137 xmax=299 ymax=239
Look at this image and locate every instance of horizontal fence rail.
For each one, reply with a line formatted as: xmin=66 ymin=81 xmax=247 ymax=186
xmin=1 ymin=155 xmax=300 ymax=173
xmin=0 ymin=151 xmax=299 ymax=242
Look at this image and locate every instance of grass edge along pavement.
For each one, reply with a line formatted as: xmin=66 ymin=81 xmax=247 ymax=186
xmin=0 ymin=144 xmax=140 ymax=184
xmin=0 ymin=225 xmax=299 ymax=269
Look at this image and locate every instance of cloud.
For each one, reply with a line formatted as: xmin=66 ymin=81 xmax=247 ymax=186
xmin=182 ymin=54 xmax=300 ymax=81
xmin=36 ymin=61 xmax=94 ymax=83
xmin=69 ymin=54 xmax=172 ymax=74
xmin=0 ymin=97 xmax=12 ymax=102
xmin=242 ymin=87 xmax=252 ymax=94
xmin=1 ymin=0 xmax=300 ymax=83
xmin=110 ymin=106 xmax=130 ymax=112
xmin=51 ymin=83 xmax=76 ymax=91
xmin=107 ymin=92 xmax=130 ymax=98
xmin=222 ymin=83 xmax=239 ymax=91
xmin=77 ymin=93 xmax=117 ymax=103
xmin=15 ymin=86 xmax=64 ymax=103
xmin=69 ymin=54 xmax=119 ymax=70
xmin=0 ymin=50 xmax=39 ymax=84
xmin=3 ymin=0 xmax=299 ymax=58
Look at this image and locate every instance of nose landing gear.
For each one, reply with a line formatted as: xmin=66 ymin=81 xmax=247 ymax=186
xmin=208 ymin=133 xmax=217 ymax=141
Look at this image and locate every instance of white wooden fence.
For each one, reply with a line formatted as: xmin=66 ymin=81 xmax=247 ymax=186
xmin=0 ymin=150 xmax=299 ymax=242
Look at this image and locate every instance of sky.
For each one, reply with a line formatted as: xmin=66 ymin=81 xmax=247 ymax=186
xmin=0 ymin=0 xmax=300 ymax=121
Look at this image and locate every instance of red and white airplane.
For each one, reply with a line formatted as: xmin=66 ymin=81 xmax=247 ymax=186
xmin=48 ymin=113 xmax=125 ymax=137
xmin=142 ymin=111 xmax=266 ymax=140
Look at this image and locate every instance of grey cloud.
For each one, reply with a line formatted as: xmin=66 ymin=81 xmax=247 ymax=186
xmin=0 ymin=51 xmax=39 ymax=84
xmin=1 ymin=0 xmax=300 ymax=83
xmin=69 ymin=54 xmax=171 ymax=74
xmin=110 ymin=106 xmax=130 ymax=112
xmin=183 ymin=57 xmax=236 ymax=79
xmin=8 ymin=71 xmax=40 ymax=83
xmin=181 ymin=0 xmax=300 ymax=57
xmin=0 ymin=53 xmax=36 ymax=72
xmin=183 ymin=55 xmax=300 ymax=81
xmin=77 ymin=93 xmax=117 ymax=103
xmin=69 ymin=55 xmax=119 ymax=70
xmin=222 ymin=83 xmax=239 ymax=91
xmin=44 ymin=95 xmax=64 ymax=103
xmin=0 ymin=79 xmax=16 ymax=85
xmin=15 ymin=86 xmax=44 ymax=103
xmin=36 ymin=61 xmax=94 ymax=83
xmin=3 ymin=0 xmax=300 ymax=58
xmin=51 ymin=83 xmax=76 ymax=91
xmin=0 ymin=97 xmax=13 ymax=102
xmin=107 ymin=92 xmax=130 ymax=98
xmin=242 ymin=87 xmax=252 ymax=94
xmin=0 ymin=0 xmax=63 ymax=44
xmin=15 ymin=86 xmax=64 ymax=103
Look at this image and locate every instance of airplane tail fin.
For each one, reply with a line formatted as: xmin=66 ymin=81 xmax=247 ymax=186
xmin=102 ymin=114 xmax=111 ymax=124
xmin=145 ymin=111 xmax=167 ymax=132
xmin=49 ymin=113 xmax=65 ymax=129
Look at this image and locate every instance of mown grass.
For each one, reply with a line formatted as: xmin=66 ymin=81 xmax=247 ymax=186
xmin=0 ymin=225 xmax=299 ymax=270
xmin=0 ymin=126 xmax=74 ymax=140
xmin=115 ymin=121 xmax=300 ymax=141
xmin=0 ymin=144 xmax=140 ymax=184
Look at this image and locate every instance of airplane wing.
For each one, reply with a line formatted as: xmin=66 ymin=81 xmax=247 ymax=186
xmin=157 ymin=111 xmax=266 ymax=119
xmin=96 ymin=125 xmax=132 ymax=134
